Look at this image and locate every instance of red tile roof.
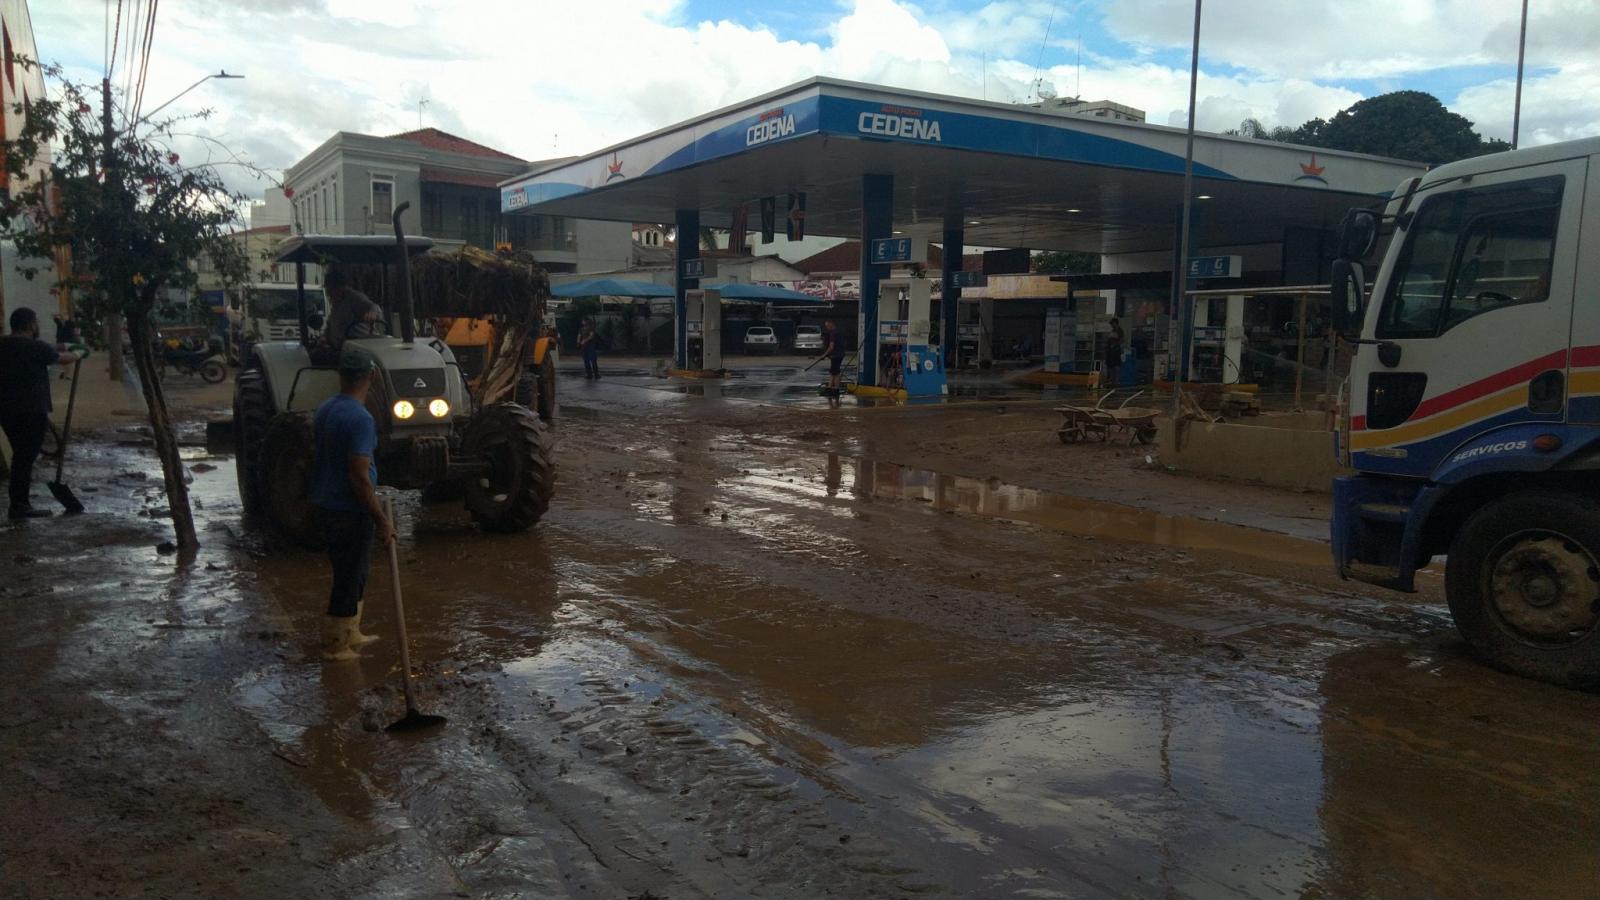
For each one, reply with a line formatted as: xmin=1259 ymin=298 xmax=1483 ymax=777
xmin=792 ymin=241 xmax=985 ymax=275
xmin=388 ymin=127 xmax=523 ymax=162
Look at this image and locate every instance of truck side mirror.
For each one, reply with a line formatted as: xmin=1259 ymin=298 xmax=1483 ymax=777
xmin=1330 ymin=259 xmax=1366 ymax=339
xmin=306 ymin=313 xmax=325 ymax=331
xmin=1336 ymin=208 xmax=1380 ymax=260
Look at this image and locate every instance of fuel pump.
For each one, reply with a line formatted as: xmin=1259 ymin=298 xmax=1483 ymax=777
xmin=684 ymin=288 xmax=705 ymax=370
xmin=700 ymin=289 xmax=723 ymax=372
xmin=873 ymin=275 xmax=945 ymax=397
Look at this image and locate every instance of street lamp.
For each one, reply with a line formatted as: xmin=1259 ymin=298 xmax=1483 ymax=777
xmin=134 ymin=70 xmax=244 ymax=129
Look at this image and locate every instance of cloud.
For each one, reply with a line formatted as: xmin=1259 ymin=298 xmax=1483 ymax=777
xmin=26 ymin=0 xmax=1600 ymax=206
xmin=1455 ymin=62 xmax=1600 ymax=145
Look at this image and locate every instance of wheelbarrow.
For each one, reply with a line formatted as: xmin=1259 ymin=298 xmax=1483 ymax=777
xmin=1055 ymin=389 xmax=1161 ymax=445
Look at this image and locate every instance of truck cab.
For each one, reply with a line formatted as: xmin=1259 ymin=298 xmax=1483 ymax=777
xmin=237 ymin=282 xmax=326 ymax=344
xmin=1330 ymin=136 xmax=1600 ymax=688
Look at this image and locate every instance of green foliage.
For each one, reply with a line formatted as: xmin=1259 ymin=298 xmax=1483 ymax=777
xmin=1032 ymin=250 xmax=1101 ymax=275
xmin=0 ymin=61 xmax=251 ymax=329
xmin=1227 ymin=91 xmax=1507 ymax=167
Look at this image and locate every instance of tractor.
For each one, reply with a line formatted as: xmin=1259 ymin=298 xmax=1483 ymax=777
xmin=234 ymin=203 xmax=556 ymax=545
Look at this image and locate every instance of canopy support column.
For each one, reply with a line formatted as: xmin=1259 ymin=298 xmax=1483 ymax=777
xmin=674 ymin=208 xmax=699 ymax=370
xmin=941 ymin=219 xmax=963 ymax=369
xmin=858 ymin=174 xmax=892 ymax=387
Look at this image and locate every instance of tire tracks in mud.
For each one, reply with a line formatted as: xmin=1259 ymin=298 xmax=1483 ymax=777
xmin=390 ymin=650 xmax=941 ymax=898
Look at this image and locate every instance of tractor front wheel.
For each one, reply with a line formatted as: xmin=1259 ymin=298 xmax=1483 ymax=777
xmin=260 ymin=412 xmax=324 ymax=549
xmin=462 ymin=402 xmax=556 ymax=532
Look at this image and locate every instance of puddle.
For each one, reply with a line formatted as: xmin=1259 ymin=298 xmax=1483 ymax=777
xmin=738 ymin=455 xmax=1329 ymax=568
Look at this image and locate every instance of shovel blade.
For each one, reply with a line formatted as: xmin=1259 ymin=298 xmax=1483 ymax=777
xmin=48 ymin=481 xmax=84 ymax=514
xmin=386 ymin=708 xmax=446 ymax=733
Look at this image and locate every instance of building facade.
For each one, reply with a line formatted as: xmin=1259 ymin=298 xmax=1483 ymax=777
xmin=283 ymin=128 xmax=629 ymax=276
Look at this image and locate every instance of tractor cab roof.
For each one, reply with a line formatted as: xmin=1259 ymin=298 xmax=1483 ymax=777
xmin=274 ymin=234 xmax=434 ymax=265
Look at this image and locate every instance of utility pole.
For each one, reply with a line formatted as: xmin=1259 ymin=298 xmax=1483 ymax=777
xmin=1170 ymin=0 xmax=1202 ymax=420
xmin=1512 ymin=0 xmax=1529 ymax=149
xmin=103 ymin=77 xmax=126 ymax=382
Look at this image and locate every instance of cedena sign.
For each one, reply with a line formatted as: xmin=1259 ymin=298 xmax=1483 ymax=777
xmin=857 ymin=106 xmax=943 ymax=143
xmin=746 ymin=108 xmax=797 ymax=147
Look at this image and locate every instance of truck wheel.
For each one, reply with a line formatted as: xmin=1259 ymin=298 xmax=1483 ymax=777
xmin=260 ymin=412 xmax=325 ymax=549
xmin=1446 ymin=492 xmax=1600 ymax=690
xmin=462 ymin=402 xmax=555 ymax=532
xmin=234 ymin=368 xmax=273 ymax=515
xmin=201 ymin=359 xmax=227 ymax=384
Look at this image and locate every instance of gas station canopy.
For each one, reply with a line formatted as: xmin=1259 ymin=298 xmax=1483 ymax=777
xmin=501 ymin=77 xmax=1425 ymax=255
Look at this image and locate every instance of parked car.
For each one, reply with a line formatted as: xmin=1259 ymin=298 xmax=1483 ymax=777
xmin=744 ymin=325 xmax=778 ymax=354
xmin=793 ymin=325 xmax=823 ymax=352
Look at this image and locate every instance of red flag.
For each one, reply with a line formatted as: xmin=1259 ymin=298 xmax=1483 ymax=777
xmin=786 ymin=192 xmax=806 ymax=241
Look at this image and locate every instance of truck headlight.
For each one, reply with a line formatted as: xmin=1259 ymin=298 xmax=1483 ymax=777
xmin=428 ymin=398 xmax=450 ymax=418
xmin=392 ymin=400 xmax=416 ymax=420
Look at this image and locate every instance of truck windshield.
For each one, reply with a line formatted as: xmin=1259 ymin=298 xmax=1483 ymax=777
xmin=1377 ymin=176 xmax=1563 ymax=339
xmin=249 ymin=289 xmax=309 ymax=320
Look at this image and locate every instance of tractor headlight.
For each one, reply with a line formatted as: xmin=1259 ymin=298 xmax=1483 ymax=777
xmin=392 ymin=400 xmax=416 ymax=420
xmin=428 ymin=398 xmax=450 ymax=418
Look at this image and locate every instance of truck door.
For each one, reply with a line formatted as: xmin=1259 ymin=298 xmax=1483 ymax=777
xmin=1352 ymin=159 xmax=1586 ymax=475
xmin=1565 ymin=155 xmax=1599 ymax=423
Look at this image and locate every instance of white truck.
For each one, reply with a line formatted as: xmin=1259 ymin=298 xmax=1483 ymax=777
xmin=1329 ymin=136 xmax=1600 ymax=689
xmin=234 ymin=282 xmax=325 ymax=345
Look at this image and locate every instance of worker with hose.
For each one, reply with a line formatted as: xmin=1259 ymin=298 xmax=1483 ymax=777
xmin=818 ymin=320 xmax=845 ymax=401
xmin=311 ymin=345 xmax=396 ymax=660
xmin=0 ymin=308 xmax=79 ymax=520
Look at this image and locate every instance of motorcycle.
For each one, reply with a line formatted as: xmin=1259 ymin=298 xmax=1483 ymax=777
xmin=158 ymin=336 xmax=228 ymax=383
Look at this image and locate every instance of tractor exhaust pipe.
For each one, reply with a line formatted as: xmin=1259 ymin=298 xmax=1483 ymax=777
xmin=392 ymin=201 xmax=416 ymax=344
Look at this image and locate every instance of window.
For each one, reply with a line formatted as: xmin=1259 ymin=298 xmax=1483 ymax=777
xmin=460 ymin=198 xmax=480 ymax=246
xmin=1377 ymin=176 xmax=1563 ymax=339
xmin=371 ymin=177 xmax=394 ymax=223
xmin=330 ymin=179 xmax=339 ymax=230
xmin=422 ymin=190 xmax=443 ymax=234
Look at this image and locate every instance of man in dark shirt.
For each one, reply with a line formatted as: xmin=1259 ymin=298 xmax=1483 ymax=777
xmin=819 ymin=320 xmax=846 ymax=399
xmin=1 ymin=308 xmax=77 ymax=519
xmin=320 ymin=268 xmax=382 ymax=351
xmin=311 ymin=345 xmax=396 ymax=660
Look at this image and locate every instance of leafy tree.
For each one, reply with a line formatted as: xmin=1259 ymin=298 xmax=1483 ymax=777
xmin=1032 ymin=250 xmax=1101 ymax=275
xmin=1238 ymin=92 xmax=1505 ymax=166
xmin=0 ymin=63 xmax=249 ymax=554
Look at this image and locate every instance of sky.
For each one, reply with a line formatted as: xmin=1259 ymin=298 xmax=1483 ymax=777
xmin=31 ymin=0 xmax=1600 ymax=203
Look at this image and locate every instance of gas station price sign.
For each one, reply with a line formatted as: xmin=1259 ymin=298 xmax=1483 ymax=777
xmin=1187 ymin=255 xmax=1242 ymax=278
xmin=870 ymin=237 xmax=914 ymax=265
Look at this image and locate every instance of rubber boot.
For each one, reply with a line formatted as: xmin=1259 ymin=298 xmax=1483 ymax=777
xmin=350 ymin=602 xmax=381 ymax=647
xmin=321 ymin=616 xmax=361 ymax=661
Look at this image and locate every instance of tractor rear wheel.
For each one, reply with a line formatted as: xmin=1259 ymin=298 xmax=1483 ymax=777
xmin=234 ymin=368 xmax=273 ymax=516
xmin=462 ymin=402 xmax=555 ymax=532
xmin=260 ymin=412 xmax=324 ymax=549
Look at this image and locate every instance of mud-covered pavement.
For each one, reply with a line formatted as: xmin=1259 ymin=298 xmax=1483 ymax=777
xmin=3 ymin=365 xmax=1597 ymax=898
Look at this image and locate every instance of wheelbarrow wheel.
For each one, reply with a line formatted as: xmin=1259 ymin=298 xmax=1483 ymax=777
xmin=1135 ymin=426 xmax=1159 ymax=445
xmin=1058 ymin=428 xmax=1079 ymax=444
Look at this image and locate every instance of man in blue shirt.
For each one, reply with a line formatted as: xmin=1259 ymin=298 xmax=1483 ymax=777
xmin=312 ymin=345 xmax=396 ymax=660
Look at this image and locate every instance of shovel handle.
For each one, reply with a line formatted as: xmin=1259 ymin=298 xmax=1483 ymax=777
xmin=383 ymin=499 xmax=419 ymax=711
xmin=55 ymin=359 xmax=82 ymax=483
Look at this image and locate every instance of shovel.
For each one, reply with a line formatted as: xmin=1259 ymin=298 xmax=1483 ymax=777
xmin=382 ymin=499 xmax=445 ymax=733
xmin=48 ymin=357 xmax=85 ymax=514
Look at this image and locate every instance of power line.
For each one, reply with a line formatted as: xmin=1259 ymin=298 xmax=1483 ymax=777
xmin=131 ymin=0 xmax=160 ymax=124
xmin=1028 ymin=2 xmax=1059 ymax=101
xmin=121 ymin=0 xmax=141 ymax=120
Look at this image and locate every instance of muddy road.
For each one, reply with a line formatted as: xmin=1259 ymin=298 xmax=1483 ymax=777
xmin=3 ymin=367 xmax=1597 ymax=898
